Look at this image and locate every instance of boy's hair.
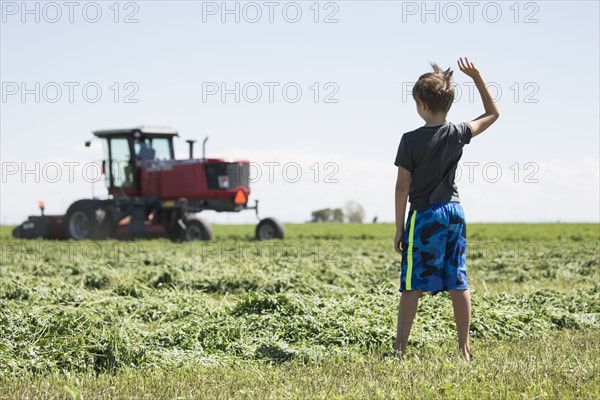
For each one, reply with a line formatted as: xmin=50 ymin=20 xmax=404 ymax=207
xmin=412 ymin=63 xmax=455 ymax=113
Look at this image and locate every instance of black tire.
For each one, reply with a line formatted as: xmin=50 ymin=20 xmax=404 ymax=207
xmin=64 ymin=200 xmax=113 ymax=240
xmin=255 ymin=218 xmax=285 ymax=240
xmin=12 ymin=225 xmax=22 ymax=238
xmin=182 ymin=217 xmax=213 ymax=241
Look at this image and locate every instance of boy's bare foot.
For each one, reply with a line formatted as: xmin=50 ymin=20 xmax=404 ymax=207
xmin=459 ymin=348 xmax=474 ymax=362
xmin=379 ymin=350 xmax=402 ymax=361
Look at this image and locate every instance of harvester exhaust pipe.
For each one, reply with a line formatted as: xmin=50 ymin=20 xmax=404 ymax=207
xmin=202 ymin=136 xmax=209 ymax=160
xmin=186 ymin=140 xmax=196 ymax=159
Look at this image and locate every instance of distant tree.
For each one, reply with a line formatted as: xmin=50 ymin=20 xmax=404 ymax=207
xmin=311 ymin=208 xmax=333 ymax=222
xmin=345 ymin=201 xmax=365 ymax=223
xmin=332 ymin=208 xmax=344 ymax=222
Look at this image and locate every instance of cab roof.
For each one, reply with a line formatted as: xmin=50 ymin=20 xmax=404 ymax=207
xmin=93 ymin=126 xmax=179 ymax=139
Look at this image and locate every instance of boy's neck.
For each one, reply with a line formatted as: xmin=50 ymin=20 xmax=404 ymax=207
xmin=419 ymin=109 xmax=448 ymax=127
xmin=422 ymin=116 xmax=447 ymax=127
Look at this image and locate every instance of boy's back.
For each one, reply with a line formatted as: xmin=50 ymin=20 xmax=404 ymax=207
xmin=394 ymin=121 xmax=472 ymax=211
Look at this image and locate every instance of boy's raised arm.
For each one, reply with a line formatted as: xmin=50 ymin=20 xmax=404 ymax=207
xmin=458 ymin=57 xmax=500 ymax=138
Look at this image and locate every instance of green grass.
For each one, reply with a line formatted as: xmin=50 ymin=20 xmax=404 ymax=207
xmin=0 ymin=223 xmax=599 ymax=398
xmin=2 ymin=330 xmax=599 ymax=399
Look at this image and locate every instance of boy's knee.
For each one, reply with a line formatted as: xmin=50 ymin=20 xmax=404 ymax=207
xmin=402 ymin=289 xmax=423 ymax=296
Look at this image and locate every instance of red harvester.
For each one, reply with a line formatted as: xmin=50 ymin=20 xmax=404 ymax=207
xmin=12 ymin=126 xmax=285 ymax=241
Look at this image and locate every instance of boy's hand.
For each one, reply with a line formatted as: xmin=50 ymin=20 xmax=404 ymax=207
xmin=394 ymin=229 xmax=404 ymax=253
xmin=458 ymin=57 xmax=481 ymax=79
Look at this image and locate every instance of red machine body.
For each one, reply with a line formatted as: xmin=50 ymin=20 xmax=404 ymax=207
xmin=135 ymin=159 xmax=250 ymax=201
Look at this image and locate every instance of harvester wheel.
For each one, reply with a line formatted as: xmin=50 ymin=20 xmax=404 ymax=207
xmin=182 ymin=218 xmax=213 ymax=241
xmin=256 ymin=218 xmax=285 ymax=240
xmin=65 ymin=201 xmax=112 ymax=240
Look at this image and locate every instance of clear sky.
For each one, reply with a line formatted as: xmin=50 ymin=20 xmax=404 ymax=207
xmin=1 ymin=0 xmax=599 ymax=224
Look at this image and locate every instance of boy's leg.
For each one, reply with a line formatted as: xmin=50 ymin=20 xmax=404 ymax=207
xmin=393 ymin=289 xmax=423 ymax=355
xmin=393 ymin=206 xmax=444 ymax=356
xmin=444 ymin=203 xmax=471 ymax=360
xmin=449 ymin=289 xmax=472 ymax=360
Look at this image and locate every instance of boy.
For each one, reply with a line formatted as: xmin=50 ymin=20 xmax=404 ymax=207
xmin=391 ymin=58 xmax=499 ymax=361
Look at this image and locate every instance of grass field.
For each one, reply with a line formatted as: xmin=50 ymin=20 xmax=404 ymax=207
xmin=1 ymin=223 xmax=599 ymax=399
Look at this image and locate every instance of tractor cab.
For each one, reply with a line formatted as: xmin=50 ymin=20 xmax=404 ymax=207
xmin=93 ymin=126 xmax=177 ymax=197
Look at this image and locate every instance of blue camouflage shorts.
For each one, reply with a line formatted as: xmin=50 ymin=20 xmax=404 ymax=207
xmin=399 ymin=201 xmax=468 ymax=295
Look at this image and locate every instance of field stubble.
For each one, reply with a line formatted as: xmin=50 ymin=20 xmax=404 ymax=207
xmin=0 ymin=223 xmax=598 ymax=398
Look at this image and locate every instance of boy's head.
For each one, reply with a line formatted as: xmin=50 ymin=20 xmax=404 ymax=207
xmin=412 ymin=63 xmax=455 ymax=117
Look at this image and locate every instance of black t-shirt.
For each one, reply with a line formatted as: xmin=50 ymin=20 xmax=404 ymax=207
xmin=394 ymin=121 xmax=472 ymax=211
